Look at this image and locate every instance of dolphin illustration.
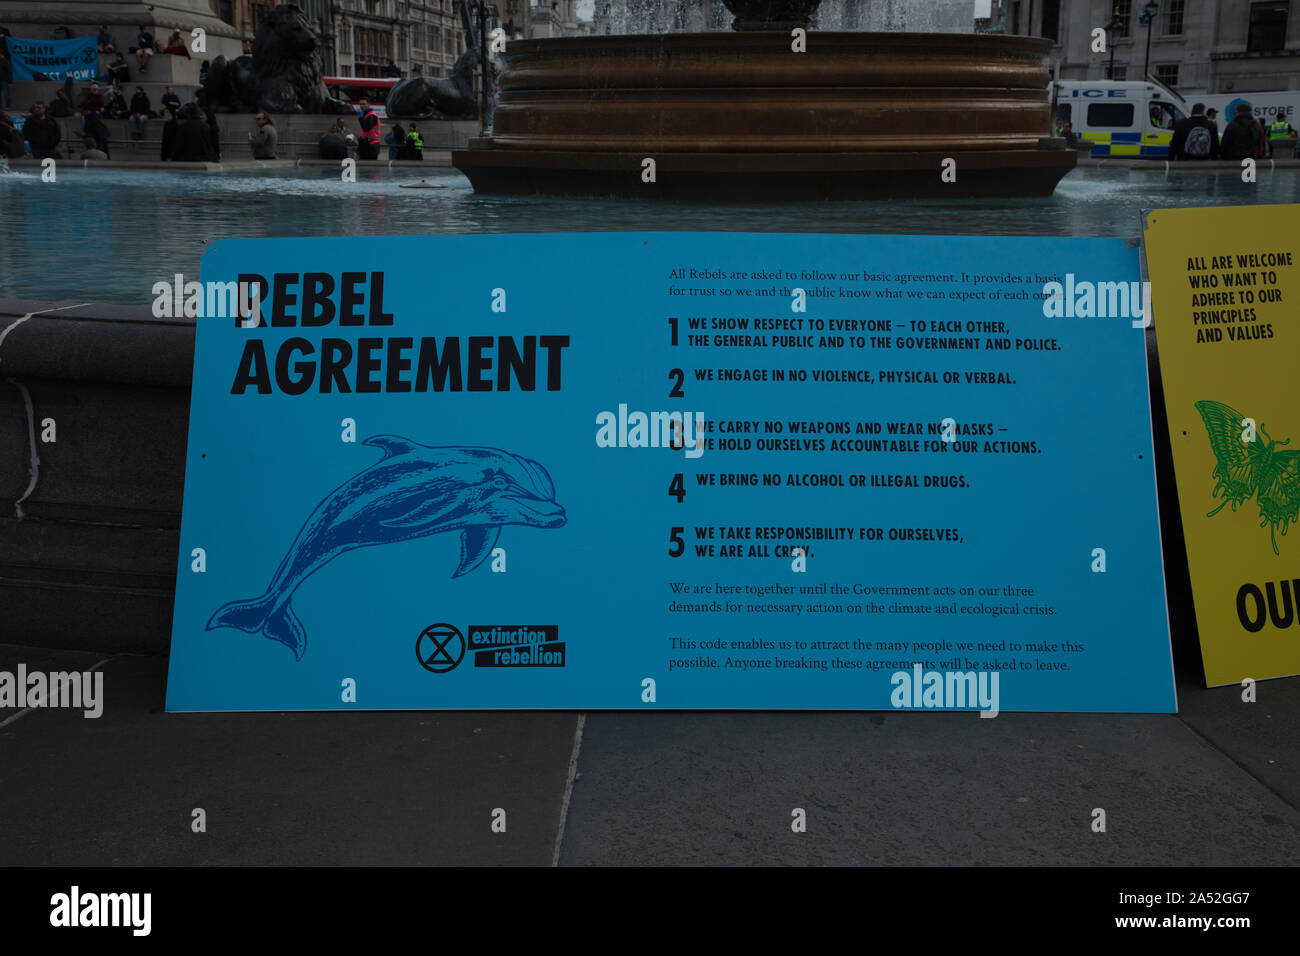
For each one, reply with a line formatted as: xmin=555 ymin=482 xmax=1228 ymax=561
xmin=206 ymin=435 xmax=566 ymax=660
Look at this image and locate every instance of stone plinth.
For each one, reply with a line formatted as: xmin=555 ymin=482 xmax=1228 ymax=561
xmin=0 ymin=1 xmax=243 ymax=60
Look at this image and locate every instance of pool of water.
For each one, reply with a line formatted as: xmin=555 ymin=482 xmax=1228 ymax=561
xmin=1 ymin=165 xmax=1297 ymax=304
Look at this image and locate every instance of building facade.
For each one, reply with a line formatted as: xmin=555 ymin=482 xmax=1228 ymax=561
xmin=215 ymin=0 xmax=537 ymax=78
xmin=981 ymin=0 xmax=1299 ymax=95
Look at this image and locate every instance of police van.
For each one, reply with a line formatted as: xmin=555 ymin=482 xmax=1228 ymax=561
xmin=1054 ymin=80 xmax=1188 ymax=158
xmin=1054 ymin=80 xmax=1300 ymax=158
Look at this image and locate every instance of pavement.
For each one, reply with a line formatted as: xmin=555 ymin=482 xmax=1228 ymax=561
xmin=1 ymin=642 xmax=1295 ymax=866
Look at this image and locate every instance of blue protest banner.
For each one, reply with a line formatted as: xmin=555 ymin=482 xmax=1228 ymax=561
xmin=165 ymin=233 xmax=1175 ymax=713
xmin=4 ymin=35 xmax=100 ymax=82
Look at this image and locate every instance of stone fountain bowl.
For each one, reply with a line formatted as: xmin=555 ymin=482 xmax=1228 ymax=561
xmin=453 ymin=31 xmax=1077 ymax=201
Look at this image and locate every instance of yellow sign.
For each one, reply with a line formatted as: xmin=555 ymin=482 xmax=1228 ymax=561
xmin=1144 ymin=204 xmax=1300 ymax=686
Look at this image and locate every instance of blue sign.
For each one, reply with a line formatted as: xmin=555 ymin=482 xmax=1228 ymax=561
xmin=166 ymin=233 xmax=1176 ymax=713
xmin=5 ymin=35 xmax=100 ymax=82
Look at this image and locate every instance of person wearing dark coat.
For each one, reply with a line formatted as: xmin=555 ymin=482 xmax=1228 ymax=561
xmin=47 ymin=90 xmax=74 ymax=118
xmin=1220 ymin=104 xmax=1262 ymax=161
xmin=160 ymin=107 xmax=178 ymax=160
xmin=22 ymin=102 xmax=60 ymax=158
xmin=318 ymin=130 xmax=345 ymax=159
xmin=1169 ymin=103 xmax=1219 ymax=160
xmin=201 ymin=108 xmax=221 ymax=161
xmin=80 ymin=107 xmax=110 ymax=158
xmin=130 ymin=87 xmax=150 ymax=117
xmin=171 ymin=106 xmax=216 ymax=162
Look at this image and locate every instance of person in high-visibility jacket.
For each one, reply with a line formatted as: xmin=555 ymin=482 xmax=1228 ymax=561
xmin=356 ymin=99 xmax=381 ymax=160
xmin=1269 ymin=116 xmax=1297 ymax=140
xmin=406 ymin=123 xmax=424 ymax=160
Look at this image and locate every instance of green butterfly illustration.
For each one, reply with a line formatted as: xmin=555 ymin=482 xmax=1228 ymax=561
xmin=1195 ymin=400 xmax=1300 ymax=556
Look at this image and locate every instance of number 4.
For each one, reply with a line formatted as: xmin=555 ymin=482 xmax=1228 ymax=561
xmin=669 ymin=473 xmax=685 ymax=502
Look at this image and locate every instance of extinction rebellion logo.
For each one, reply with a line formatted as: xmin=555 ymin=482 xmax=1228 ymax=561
xmin=417 ymin=623 xmax=565 ymax=672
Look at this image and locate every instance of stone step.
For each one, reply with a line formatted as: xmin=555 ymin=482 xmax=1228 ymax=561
xmin=7 ymin=80 xmax=201 ymax=116
xmin=15 ymin=114 xmax=480 ymax=160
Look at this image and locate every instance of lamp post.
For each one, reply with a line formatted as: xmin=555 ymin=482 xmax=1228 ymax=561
xmin=1139 ymin=1 xmax=1158 ymax=81
xmin=1105 ymin=5 xmax=1121 ymax=80
xmin=464 ymin=0 xmax=500 ymax=137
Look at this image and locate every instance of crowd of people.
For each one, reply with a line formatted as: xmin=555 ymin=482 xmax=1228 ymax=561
xmin=1170 ymin=103 xmax=1298 ymax=161
xmin=98 ymin=24 xmax=194 ymax=77
xmin=318 ymin=99 xmax=425 ymax=162
xmin=1056 ymin=102 xmax=1297 ymax=162
xmin=2 ymin=78 xmax=225 ymax=161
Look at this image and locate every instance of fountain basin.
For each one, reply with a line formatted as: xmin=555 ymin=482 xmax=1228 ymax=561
xmin=453 ymin=31 xmax=1077 ymax=201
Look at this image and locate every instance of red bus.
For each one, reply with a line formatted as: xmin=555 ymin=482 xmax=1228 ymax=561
xmin=324 ymin=77 xmax=400 ymax=119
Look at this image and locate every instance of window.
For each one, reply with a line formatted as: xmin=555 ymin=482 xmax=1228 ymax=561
xmin=1010 ymin=0 xmax=1020 ymax=33
xmin=1161 ymin=0 xmax=1184 ymax=34
xmin=1111 ymin=0 xmax=1132 ymax=38
xmin=340 ymin=24 xmax=351 ymax=52
xmin=1247 ymin=2 xmax=1290 ymax=52
xmin=1110 ymin=65 xmax=1127 ymax=80
xmin=1041 ymin=0 xmax=1060 ymax=41
xmin=1149 ymin=101 xmax=1185 ymax=128
xmin=1087 ymin=102 xmax=1135 ymax=126
xmin=1154 ymin=64 xmax=1179 ymax=87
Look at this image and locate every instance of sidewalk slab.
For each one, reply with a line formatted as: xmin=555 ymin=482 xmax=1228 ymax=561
xmin=0 ymin=648 xmax=578 ymax=866
xmin=559 ymin=708 xmax=1300 ymax=866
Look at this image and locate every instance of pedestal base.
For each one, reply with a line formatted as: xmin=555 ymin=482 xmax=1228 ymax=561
xmin=453 ymin=145 xmax=1077 ymax=201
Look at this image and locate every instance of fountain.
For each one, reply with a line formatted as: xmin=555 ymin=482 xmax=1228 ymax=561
xmin=452 ymin=0 xmax=1076 ymax=200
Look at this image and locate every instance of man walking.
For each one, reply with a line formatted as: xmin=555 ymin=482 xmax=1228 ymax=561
xmin=1169 ymin=102 xmax=1219 ymax=160
xmin=248 ymin=111 xmax=277 ymax=159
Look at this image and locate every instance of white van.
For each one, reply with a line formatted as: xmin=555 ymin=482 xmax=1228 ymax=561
xmin=1054 ymin=80 xmax=1187 ymax=158
xmin=1054 ymin=80 xmax=1300 ymax=158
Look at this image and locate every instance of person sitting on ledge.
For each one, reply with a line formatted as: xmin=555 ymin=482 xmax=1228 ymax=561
xmin=161 ymin=86 xmax=181 ymax=114
xmin=47 ymin=89 xmax=74 ymax=118
xmin=199 ymin=59 xmax=210 ymax=84
xmin=105 ymin=87 xmax=130 ymax=120
xmin=79 ymin=135 xmax=108 ymax=160
xmin=97 ymin=25 xmax=117 ymax=54
xmin=108 ymin=53 xmax=130 ymax=86
xmin=344 ymin=133 xmax=358 ymax=160
xmin=130 ymin=85 xmax=151 ymax=117
xmin=78 ymin=82 xmax=105 ymax=113
xmin=249 ymin=111 xmax=277 ymax=159
xmin=134 ymin=26 xmax=154 ymax=74
xmin=129 ymin=109 xmax=146 ymax=140
xmin=159 ymin=31 xmax=192 ymax=59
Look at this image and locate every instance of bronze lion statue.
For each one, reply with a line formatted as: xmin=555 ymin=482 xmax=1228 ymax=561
xmin=199 ymin=4 xmax=351 ymax=114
